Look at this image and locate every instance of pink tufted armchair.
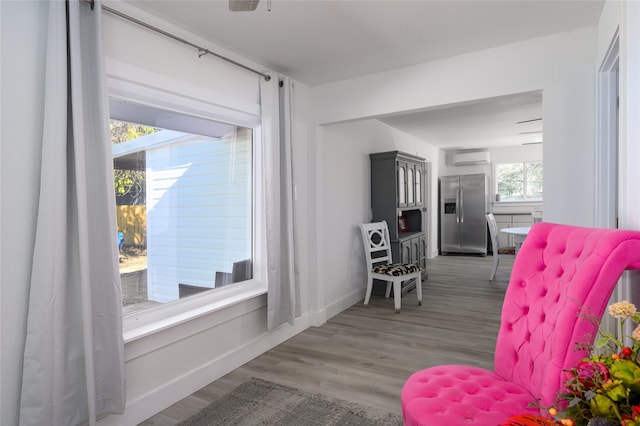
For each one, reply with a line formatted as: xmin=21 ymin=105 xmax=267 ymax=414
xmin=402 ymin=222 xmax=640 ymax=425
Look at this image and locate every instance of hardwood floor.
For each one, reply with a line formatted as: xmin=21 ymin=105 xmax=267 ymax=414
xmin=138 ymin=254 xmax=514 ymax=425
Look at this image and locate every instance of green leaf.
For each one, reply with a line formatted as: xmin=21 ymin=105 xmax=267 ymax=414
xmin=568 ymin=397 xmax=583 ymax=407
xmin=599 ymin=330 xmax=616 ymax=339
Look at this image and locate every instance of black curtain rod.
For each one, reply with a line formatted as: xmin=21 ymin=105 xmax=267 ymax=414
xmin=83 ymin=0 xmax=271 ymax=81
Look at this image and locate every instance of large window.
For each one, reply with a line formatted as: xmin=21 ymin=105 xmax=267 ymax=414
xmin=496 ymin=161 xmax=543 ymax=202
xmin=110 ymin=99 xmax=254 ymax=316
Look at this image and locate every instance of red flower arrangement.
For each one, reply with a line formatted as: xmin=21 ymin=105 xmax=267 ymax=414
xmin=501 ymin=414 xmax=563 ymax=425
xmin=504 ymin=301 xmax=640 ymax=426
xmin=547 ymin=301 xmax=640 ymax=426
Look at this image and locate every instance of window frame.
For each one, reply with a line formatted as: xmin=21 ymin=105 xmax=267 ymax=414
xmin=106 ymin=63 xmax=267 ymax=344
xmin=494 ymin=160 xmax=543 ymax=203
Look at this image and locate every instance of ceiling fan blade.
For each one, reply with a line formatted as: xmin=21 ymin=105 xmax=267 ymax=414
xmin=229 ymin=0 xmax=260 ymax=11
xmin=516 ymin=118 xmax=543 ymax=124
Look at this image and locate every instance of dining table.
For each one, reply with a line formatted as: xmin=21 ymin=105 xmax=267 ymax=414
xmin=500 ymin=226 xmax=532 ymax=252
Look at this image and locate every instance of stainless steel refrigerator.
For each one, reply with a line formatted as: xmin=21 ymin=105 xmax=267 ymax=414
xmin=440 ymin=174 xmax=488 ymax=255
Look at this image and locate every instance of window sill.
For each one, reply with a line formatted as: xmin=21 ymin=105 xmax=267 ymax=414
xmin=123 ymin=281 xmax=267 ymax=345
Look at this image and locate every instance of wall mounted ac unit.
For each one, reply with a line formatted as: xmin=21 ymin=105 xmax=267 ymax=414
xmin=453 ymin=151 xmax=491 ymax=166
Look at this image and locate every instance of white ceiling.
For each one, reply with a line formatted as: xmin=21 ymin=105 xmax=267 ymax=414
xmin=380 ymin=90 xmax=544 ymax=149
xmin=121 ymin=0 xmax=604 ymax=149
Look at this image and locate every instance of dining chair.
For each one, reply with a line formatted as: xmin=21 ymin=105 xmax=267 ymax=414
xmin=532 ymin=211 xmax=543 ymax=224
xmin=231 ymin=258 xmax=252 ymax=282
xmin=486 ymin=213 xmax=516 ymax=280
xmin=214 ymin=259 xmax=252 ymax=288
xmin=359 ymin=221 xmax=422 ymax=313
xmin=178 ymin=283 xmax=210 ymax=298
xmin=401 ymin=222 xmax=640 ymax=425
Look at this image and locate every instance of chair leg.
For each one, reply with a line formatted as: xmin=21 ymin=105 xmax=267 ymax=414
xmin=415 ymin=273 xmax=422 ymax=306
xmin=364 ymin=276 xmax=373 ymax=305
xmin=490 ymin=256 xmax=499 ymax=281
xmin=384 ymin=281 xmax=392 ymax=299
xmin=393 ymin=281 xmax=401 ymax=314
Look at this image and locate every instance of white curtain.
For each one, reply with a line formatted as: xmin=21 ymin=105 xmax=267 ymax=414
xmin=261 ymin=75 xmax=300 ymax=330
xmin=20 ymin=1 xmax=125 ymax=425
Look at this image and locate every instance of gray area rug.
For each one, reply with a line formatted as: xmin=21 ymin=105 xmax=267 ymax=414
xmin=176 ymin=377 xmax=403 ymax=426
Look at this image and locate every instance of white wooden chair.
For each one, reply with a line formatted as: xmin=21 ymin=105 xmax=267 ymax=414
xmin=531 ymin=210 xmax=543 ymax=223
xmin=486 ymin=213 xmax=516 ymax=280
xmin=359 ymin=221 xmax=422 ymax=313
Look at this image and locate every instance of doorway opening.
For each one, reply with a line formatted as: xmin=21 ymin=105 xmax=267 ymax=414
xmin=596 ymin=30 xmax=621 ymax=336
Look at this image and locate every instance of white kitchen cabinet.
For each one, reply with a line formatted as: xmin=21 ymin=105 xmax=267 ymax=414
xmin=493 ymin=214 xmax=533 ymax=248
xmin=494 ymin=215 xmax=512 ymax=248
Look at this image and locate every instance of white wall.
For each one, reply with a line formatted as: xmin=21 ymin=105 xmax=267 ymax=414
xmin=594 ymin=1 xmax=640 ymax=319
xmin=318 ymin=119 xmax=439 ymax=315
xmin=489 ymin=144 xmax=543 ymax=165
xmin=541 ymin=33 xmax=597 ymax=226
xmin=313 ymin=27 xmax=597 ymax=228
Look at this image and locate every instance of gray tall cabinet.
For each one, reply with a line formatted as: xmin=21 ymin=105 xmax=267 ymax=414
xmin=369 ymin=151 xmax=427 ymax=279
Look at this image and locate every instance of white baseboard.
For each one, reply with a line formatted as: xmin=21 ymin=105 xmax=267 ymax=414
xmin=324 ymin=289 xmax=364 ymax=320
xmin=98 ymin=314 xmax=311 ymax=426
xmin=307 ymin=288 xmax=363 ymax=326
xmin=308 ymin=308 xmax=327 ymax=327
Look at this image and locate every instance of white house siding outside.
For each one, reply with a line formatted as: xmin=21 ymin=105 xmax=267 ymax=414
xmin=118 ymin=129 xmax=252 ymax=303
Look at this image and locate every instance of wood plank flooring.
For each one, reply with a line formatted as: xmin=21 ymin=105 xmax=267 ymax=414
xmin=138 ymin=254 xmax=514 ymax=425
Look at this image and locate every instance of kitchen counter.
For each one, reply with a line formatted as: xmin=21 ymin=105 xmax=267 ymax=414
xmin=491 ymin=202 xmax=542 ymax=216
